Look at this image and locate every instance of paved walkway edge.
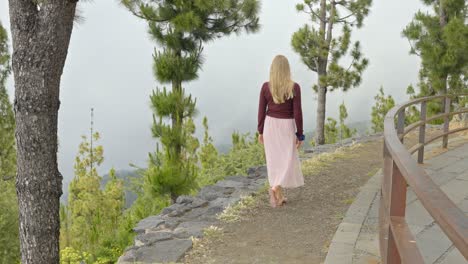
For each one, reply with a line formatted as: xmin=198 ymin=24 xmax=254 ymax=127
xmin=324 ymin=170 xmax=382 ymax=264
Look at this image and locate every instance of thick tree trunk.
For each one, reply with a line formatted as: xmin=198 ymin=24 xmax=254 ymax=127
xmin=8 ymin=1 xmax=77 ymax=263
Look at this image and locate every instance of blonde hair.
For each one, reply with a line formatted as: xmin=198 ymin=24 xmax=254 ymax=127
xmin=269 ymin=55 xmax=294 ymax=104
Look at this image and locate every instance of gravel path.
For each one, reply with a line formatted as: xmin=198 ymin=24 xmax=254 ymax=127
xmin=183 ymin=139 xmax=384 ymax=264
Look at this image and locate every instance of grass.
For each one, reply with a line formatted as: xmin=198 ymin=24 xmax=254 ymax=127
xmin=342 ymin=198 xmax=355 ymax=205
xmin=301 ymin=143 xmax=362 ymax=175
xmin=217 ymin=195 xmax=257 ymax=223
xmin=367 ymin=167 xmax=380 ymax=177
xmin=203 ymin=226 xmax=223 ymax=239
xmin=333 ymin=212 xmax=345 ymax=221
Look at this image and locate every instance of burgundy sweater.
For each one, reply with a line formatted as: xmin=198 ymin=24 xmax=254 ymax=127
xmin=257 ymin=82 xmax=303 ymax=137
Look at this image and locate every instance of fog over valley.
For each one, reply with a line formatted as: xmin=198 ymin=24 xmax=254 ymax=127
xmin=0 ymin=0 xmax=424 ymax=192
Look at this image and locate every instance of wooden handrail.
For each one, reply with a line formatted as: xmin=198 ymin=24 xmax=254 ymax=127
xmin=380 ymin=94 xmax=468 ymax=264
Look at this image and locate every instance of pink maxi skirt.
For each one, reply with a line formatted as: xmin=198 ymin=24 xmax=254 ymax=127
xmin=263 ymin=116 xmax=304 ymax=188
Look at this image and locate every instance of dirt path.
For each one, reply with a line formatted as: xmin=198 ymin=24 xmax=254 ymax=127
xmin=183 ymin=139 xmax=384 ymax=264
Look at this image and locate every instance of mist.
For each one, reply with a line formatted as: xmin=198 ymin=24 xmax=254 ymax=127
xmin=0 ymin=0 xmax=423 ymax=190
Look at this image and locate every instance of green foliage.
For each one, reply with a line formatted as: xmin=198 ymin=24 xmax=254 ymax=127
xmin=199 ymin=116 xmax=218 ymax=172
xmin=402 ymin=0 xmax=468 ymax=118
xmin=338 ymin=102 xmax=356 ymax=140
xmin=323 ymin=103 xmax=356 ymax=144
xmin=60 ymin=247 xmax=91 ymax=264
xmin=63 ymin=133 xmax=126 ymax=263
xmin=371 ymin=87 xmax=396 ymax=133
xmin=324 ymin=117 xmax=339 ymax=144
xmin=197 ymin=130 xmax=265 ymax=188
xmin=405 ymin=85 xmax=422 ymax=125
xmin=0 ymin=20 xmax=20 ymax=264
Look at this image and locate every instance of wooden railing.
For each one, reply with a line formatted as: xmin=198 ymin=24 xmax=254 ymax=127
xmin=379 ymin=94 xmax=468 ymax=264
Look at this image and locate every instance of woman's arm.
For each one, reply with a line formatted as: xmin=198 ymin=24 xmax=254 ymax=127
xmin=257 ymin=83 xmax=267 ymax=135
xmin=293 ymin=83 xmax=304 ymax=140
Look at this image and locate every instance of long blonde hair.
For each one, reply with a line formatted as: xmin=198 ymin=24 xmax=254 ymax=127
xmin=269 ymin=55 xmax=294 ymax=104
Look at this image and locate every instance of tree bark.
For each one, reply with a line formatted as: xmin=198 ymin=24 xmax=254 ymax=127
xmin=315 ymin=86 xmax=327 ymax=144
xmin=8 ymin=1 xmax=77 ymax=263
xmin=315 ymin=0 xmax=334 ymax=145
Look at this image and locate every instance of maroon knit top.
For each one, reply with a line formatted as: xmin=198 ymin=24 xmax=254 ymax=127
xmin=257 ymin=82 xmax=303 ymax=137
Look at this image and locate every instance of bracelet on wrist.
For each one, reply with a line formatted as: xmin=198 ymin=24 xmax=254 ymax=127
xmin=296 ymin=133 xmax=305 ymax=141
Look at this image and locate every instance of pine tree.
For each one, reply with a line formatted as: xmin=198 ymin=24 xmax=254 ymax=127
xmin=324 ymin=117 xmax=339 ymax=144
xmin=403 ymin=0 xmax=468 ymax=114
xmin=292 ymin=0 xmax=371 ymax=145
xmin=338 ymin=102 xmax=356 ymax=141
xmin=0 ymin=20 xmax=20 ymax=264
xmin=405 ymin=84 xmax=422 ymax=125
xmin=122 ymin=0 xmax=261 ymax=202
xmin=67 ymin=132 xmax=105 ymax=257
xmin=64 ymin=131 xmax=125 ymax=263
xmin=199 ymin=117 xmax=218 ymax=169
xmin=321 ymin=103 xmax=355 ymax=144
xmin=371 ymin=87 xmax=396 ymax=133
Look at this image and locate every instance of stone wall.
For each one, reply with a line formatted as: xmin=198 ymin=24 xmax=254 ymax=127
xmin=117 ymin=166 xmax=267 ymax=263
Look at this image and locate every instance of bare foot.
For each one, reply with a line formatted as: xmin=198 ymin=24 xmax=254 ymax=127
xmin=274 ymin=186 xmax=286 ymax=206
xmin=268 ymin=188 xmax=278 ymax=208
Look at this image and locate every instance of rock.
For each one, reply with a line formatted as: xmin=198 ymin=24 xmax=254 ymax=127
xmin=176 ymin=195 xmax=194 ymax=204
xmin=160 ymin=207 xmax=173 ymax=215
xmin=209 ymin=197 xmax=231 ymax=208
xmin=173 ymin=221 xmax=213 ymax=239
xmin=190 ymin=197 xmax=208 ymax=208
xmin=156 ymin=218 xmax=181 ymax=231
xmin=119 ymin=164 xmax=273 ymax=263
xmin=183 ymin=207 xmax=209 ymax=219
xmin=117 ymin=248 xmax=138 ymax=263
xmin=215 ymin=179 xmax=246 ymax=188
xmin=205 ymin=205 xmax=224 ymax=215
xmin=126 ymin=239 xmax=193 ymax=263
xmin=231 ymin=188 xmax=256 ymax=198
xmin=135 ymin=231 xmax=173 ymax=247
xmin=168 ymin=209 xmax=185 ymax=217
xmin=165 ymin=203 xmax=191 ymax=217
xmin=225 ymin=175 xmax=250 ymax=183
xmin=133 ymin=216 xmax=164 ymax=234
xmin=247 ymin=166 xmax=267 ymax=179
xmin=198 ymin=185 xmax=235 ymax=201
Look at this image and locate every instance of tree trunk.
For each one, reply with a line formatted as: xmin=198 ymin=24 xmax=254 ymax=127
xmin=316 ymin=85 xmax=327 ymax=145
xmin=8 ymin=1 xmax=77 ymax=263
xmin=439 ymin=0 xmax=447 ymax=28
xmin=171 ymin=79 xmax=183 ymax=158
xmin=315 ymin=0 xmax=333 ymax=145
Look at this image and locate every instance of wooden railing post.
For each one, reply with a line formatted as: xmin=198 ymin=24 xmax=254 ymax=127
xmin=397 ymin=111 xmax=405 ymax=143
xmin=381 ymin=143 xmax=408 ymax=264
xmin=442 ymin=97 xmax=451 ymax=148
xmin=418 ymin=101 xmax=427 ymax=164
xmin=380 ymin=141 xmax=391 ymax=263
xmin=381 ymin=114 xmax=409 ymax=264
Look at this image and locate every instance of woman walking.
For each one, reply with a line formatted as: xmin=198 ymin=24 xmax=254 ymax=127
xmin=258 ymin=55 xmax=305 ymax=208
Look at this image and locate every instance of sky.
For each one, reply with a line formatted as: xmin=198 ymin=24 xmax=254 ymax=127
xmin=0 ymin=0 xmax=425 ymax=189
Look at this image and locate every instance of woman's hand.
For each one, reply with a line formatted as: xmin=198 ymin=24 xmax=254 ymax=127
xmin=258 ymin=134 xmax=264 ymax=144
xmin=296 ymin=138 xmax=303 ymax=149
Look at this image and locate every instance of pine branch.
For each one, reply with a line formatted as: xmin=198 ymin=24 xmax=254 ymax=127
xmin=337 ymin=11 xmax=357 ymax=22
xmin=306 ymin=4 xmax=326 ymax=23
xmin=406 ymin=39 xmax=421 ymax=57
